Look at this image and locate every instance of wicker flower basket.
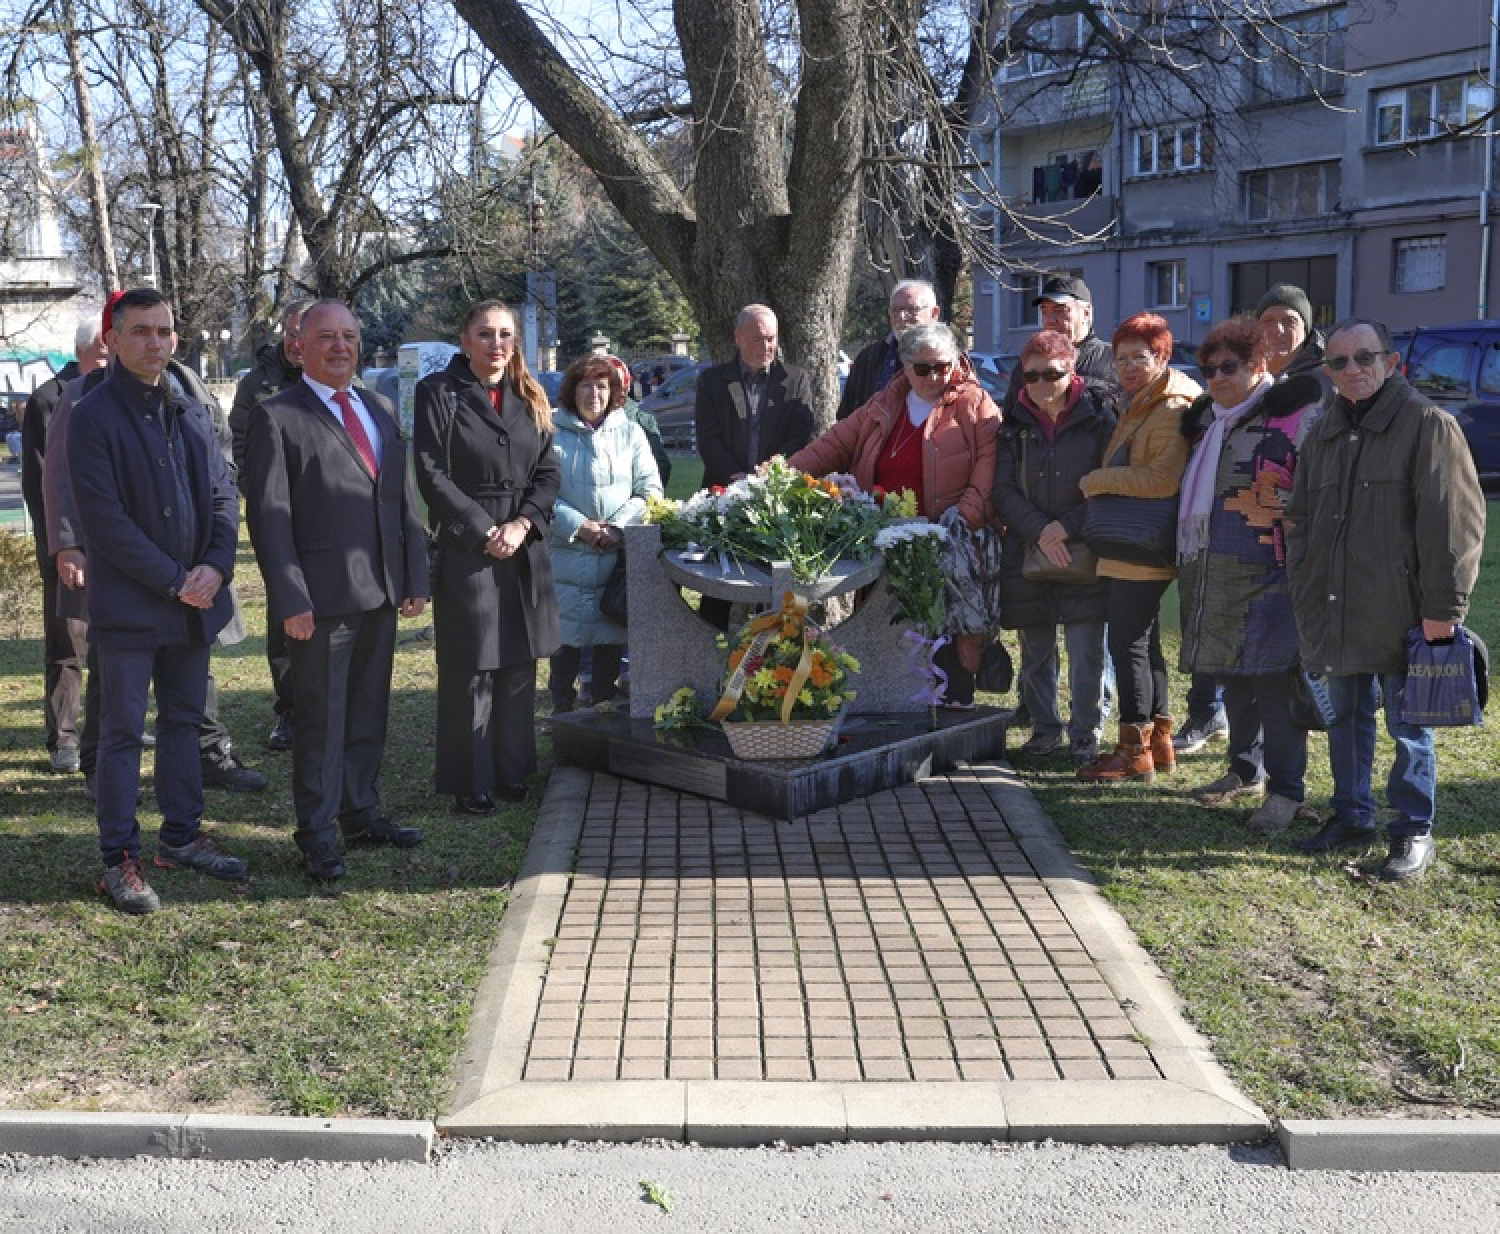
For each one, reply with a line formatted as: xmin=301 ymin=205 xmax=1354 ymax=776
xmin=721 ymin=711 xmax=843 ymax=761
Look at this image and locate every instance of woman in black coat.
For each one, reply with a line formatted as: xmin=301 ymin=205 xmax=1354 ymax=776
xmin=993 ymin=330 xmax=1118 ymax=765
xmin=414 ymin=301 xmax=561 ymax=813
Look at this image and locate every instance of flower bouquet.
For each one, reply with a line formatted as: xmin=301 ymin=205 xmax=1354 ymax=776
xmin=646 ymin=457 xmax=914 ymax=584
xmin=706 ymin=592 xmax=859 ymax=760
xmin=874 ymin=521 xmax=951 ymax=726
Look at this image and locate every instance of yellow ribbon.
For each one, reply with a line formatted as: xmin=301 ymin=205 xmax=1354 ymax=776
xmin=709 ymin=591 xmax=818 ymax=725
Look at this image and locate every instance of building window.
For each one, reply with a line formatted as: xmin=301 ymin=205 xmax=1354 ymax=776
xmin=1015 ymin=274 xmax=1044 ymax=327
xmin=1246 ymin=7 xmax=1347 ymax=104
xmin=1243 ymin=162 xmax=1341 ymax=223
xmin=1393 ymin=236 xmax=1446 ymax=293
xmin=1374 ymin=77 xmax=1495 ymax=146
xmin=1132 ymin=123 xmax=1209 ymax=177
xmin=1230 ymin=256 xmax=1337 ymax=325
xmin=1147 ymin=260 xmax=1188 ymax=309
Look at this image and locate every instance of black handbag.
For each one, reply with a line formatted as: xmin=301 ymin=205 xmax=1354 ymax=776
xmin=1081 ymin=436 xmax=1179 ymax=569
xmin=1018 ymin=435 xmax=1098 ymax=584
xmin=600 ymin=548 xmax=629 ymax=625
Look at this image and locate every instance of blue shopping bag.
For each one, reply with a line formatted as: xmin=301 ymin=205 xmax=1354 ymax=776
xmin=1401 ymin=625 xmax=1486 ymax=727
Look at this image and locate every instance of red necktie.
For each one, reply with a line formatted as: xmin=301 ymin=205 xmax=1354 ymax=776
xmin=332 ymin=390 xmax=379 ymax=477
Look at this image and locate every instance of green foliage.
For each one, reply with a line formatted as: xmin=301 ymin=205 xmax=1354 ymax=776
xmin=0 ymin=531 xmax=41 ymax=639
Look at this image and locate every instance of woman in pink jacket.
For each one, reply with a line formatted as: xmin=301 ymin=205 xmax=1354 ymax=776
xmin=788 ymin=321 xmax=1000 ymax=706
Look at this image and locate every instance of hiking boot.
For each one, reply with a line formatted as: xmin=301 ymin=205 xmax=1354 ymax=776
xmin=201 ymin=750 xmax=267 ymax=793
xmin=1189 ymin=772 xmax=1266 ymax=808
xmin=155 ymin=834 xmax=249 ymax=881
xmin=1173 ymin=711 xmax=1229 ymax=754
xmin=1018 ymin=731 xmax=1066 ymax=757
xmin=1077 ymin=722 xmax=1155 ymax=783
xmin=1149 ymin=715 xmax=1177 ymax=774
xmin=97 ymin=856 xmax=161 ymax=915
xmin=50 ymin=745 xmax=81 ymax=774
xmin=1245 ymin=793 xmax=1317 ymax=835
xmin=1380 ymin=834 xmax=1435 ymax=882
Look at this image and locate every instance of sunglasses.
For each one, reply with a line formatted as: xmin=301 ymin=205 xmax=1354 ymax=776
xmin=1325 ymin=350 xmax=1383 ymax=372
xmin=1024 ymin=368 xmax=1069 ymax=383
xmin=1199 ymin=358 xmax=1243 ymax=379
xmin=909 ymin=360 xmax=953 ymax=378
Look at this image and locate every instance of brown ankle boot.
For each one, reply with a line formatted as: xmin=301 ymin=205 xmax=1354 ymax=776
xmin=1150 ymin=714 xmax=1176 ymax=773
xmin=1076 ymin=723 xmax=1156 ymax=783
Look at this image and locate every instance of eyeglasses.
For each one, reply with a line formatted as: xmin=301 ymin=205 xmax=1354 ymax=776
xmin=892 ymin=304 xmax=934 ymax=319
xmin=1325 ymin=350 xmax=1382 ymax=372
xmin=1024 ymin=368 xmax=1069 ymax=383
xmin=1199 ymin=358 xmax=1243 ymax=379
xmin=1114 ymin=353 xmax=1156 ymax=369
xmin=908 ymin=360 xmax=953 ymax=378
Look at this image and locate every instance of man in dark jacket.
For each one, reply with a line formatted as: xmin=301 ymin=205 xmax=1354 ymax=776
xmin=1286 ymin=317 xmax=1486 ymax=881
xmin=1256 ymin=282 xmax=1332 ymax=399
xmin=21 ymin=318 xmax=107 ymax=773
xmin=230 ymin=300 xmax=310 ymax=750
xmin=836 ymin=280 xmax=941 ymax=421
xmin=1003 ymin=276 xmax=1118 ymax=416
xmin=67 ymin=288 xmax=249 ymax=914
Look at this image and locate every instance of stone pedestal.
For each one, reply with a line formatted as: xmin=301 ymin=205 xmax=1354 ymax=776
xmin=624 ymin=522 xmax=933 ymax=721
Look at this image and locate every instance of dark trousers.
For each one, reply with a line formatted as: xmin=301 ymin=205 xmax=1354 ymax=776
xmin=551 ymin=644 xmax=623 ymax=708
xmin=435 ymin=663 xmax=538 ymax=796
xmin=94 ymin=642 xmax=209 ymax=863
xmin=81 ymin=642 xmax=234 ymax=772
xmin=287 ymin=606 xmax=396 ymax=854
xmin=38 ymin=557 xmax=86 ymax=753
xmin=1222 ymin=672 xmax=1308 ymax=801
xmin=1105 ymin=577 xmax=1172 ymax=724
xmin=266 ymin=611 xmax=294 ymax=716
xmin=1185 ymin=673 xmax=1225 ymax=724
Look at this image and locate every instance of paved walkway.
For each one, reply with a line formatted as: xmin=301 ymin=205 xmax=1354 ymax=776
xmin=444 ymin=762 xmax=1267 ymax=1145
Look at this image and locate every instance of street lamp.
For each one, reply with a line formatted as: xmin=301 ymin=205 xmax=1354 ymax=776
xmin=137 ymin=202 xmax=161 ymax=287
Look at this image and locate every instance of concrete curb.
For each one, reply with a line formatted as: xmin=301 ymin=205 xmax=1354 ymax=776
xmin=1278 ymin=1119 xmax=1500 ymax=1172
xmin=441 ymin=762 xmax=1271 ymax=1147
xmin=0 ymin=1111 xmax=434 ymax=1162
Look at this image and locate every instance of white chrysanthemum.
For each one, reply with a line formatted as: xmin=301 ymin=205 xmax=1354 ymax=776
xmin=874 ymin=522 xmax=948 ymax=549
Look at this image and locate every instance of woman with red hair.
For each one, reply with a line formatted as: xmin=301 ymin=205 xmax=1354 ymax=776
xmin=1076 ymin=313 xmax=1201 ymax=784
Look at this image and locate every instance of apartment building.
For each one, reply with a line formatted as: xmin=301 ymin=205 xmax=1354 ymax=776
xmin=971 ymin=0 xmax=1499 ymax=355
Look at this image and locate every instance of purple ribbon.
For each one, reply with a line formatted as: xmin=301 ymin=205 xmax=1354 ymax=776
xmin=902 ymin=630 xmax=949 ymax=705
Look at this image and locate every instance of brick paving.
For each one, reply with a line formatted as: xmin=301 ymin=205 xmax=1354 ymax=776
xmin=522 ymin=769 xmax=1165 ymax=1085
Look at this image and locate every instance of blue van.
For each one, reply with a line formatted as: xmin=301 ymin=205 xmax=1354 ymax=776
xmin=1404 ymin=321 xmax=1500 ymax=484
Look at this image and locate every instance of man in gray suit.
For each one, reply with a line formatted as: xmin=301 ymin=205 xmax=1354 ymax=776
xmin=244 ymin=300 xmax=429 ymax=882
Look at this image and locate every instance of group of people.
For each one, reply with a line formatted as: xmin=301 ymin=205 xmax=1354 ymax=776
xmin=17 ymin=268 xmax=1484 ymax=913
xmin=696 ymin=275 xmax=1484 ymax=887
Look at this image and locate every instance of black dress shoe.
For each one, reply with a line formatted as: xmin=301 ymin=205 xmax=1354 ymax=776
xmin=305 ymin=851 xmax=347 ymax=883
xmin=201 ymin=753 xmax=268 ymax=793
xmin=495 ymin=783 xmax=528 ymax=803
xmin=1296 ymin=816 xmax=1378 ymax=853
xmin=267 ymin=714 xmax=295 ymax=752
xmin=454 ymin=794 xmax=496 ymax=815
xmin=343 ymin=816 xmax=424 ymax=848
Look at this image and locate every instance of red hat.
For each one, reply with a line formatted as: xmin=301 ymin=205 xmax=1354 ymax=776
xmin=100 ymin=290 xmax=129 ymax=337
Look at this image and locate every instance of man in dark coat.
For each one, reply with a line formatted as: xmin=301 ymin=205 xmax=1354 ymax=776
xmin=67 ymin=288 xmax=248 ymax=914
xmin=230 ymin=299 xmax=311 ymax=751
xmin=1002 ymin=276 xmax=1118 ymax=416
xmin=836 ymin=279 xmax=940 ymax=421
xmin=245 ymin=299 xmax=430 ymax=882
xmin=21 ymin=317 xmax=106 ymax=773
xmin=693 ymin=303 xmax=815 ymax=629
xmin=1286 ymin=317 xmax=1486 ymax=882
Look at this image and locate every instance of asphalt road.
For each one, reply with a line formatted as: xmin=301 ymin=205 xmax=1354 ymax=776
xmin=4 ymin=1139 xmax=1500 ymax=1232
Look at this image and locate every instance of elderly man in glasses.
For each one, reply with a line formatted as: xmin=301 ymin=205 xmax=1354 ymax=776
xmin=1284 ymin=317 xmax=1485 ymax=881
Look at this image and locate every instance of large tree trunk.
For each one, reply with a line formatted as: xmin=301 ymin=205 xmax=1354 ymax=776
xmin=451 ymin=0 xmax=864 ymax=427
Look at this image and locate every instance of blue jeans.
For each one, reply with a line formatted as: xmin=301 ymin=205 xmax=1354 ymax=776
xmin=1185 ymin=673 xmax=1225 ymax=726
xmin=1325 ymin=673 xmax=1436 ymax=837
xmin=1017 ymin=621 xmax=1106 ymax=744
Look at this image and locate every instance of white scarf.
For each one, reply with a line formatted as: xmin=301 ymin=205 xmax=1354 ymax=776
xmin=1176 ymin=373 xmax=1274 ymax=564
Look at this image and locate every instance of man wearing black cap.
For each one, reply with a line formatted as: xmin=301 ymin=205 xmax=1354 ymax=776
xmin=1004 ymin=275 xmax=1118 ymax=415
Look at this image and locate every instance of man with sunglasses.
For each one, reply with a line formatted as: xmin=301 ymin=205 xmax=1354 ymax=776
xmin=1285 ymin=318 xmax=1485 ymax=881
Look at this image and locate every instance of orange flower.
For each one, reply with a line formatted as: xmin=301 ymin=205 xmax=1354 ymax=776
xmin=821 ymin=479 xmax=840 ymax=498
xmin=772 ymin=666 xmax=794 ymax=683
xmin=809 ymin=663 xmax=833 ymax=687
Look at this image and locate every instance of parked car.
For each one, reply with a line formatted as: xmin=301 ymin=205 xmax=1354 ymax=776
xmin=639 ymin=362 xmax=707 ymax=450
xmin=966 ymin=351 xmax=1019 ymax=401
xmin=1404 ymin=320 xmax=1500 ymax=484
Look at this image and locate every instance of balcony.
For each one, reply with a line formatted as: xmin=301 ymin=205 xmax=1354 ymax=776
xmin=0 ymin=256 xmax=79 ymax=293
